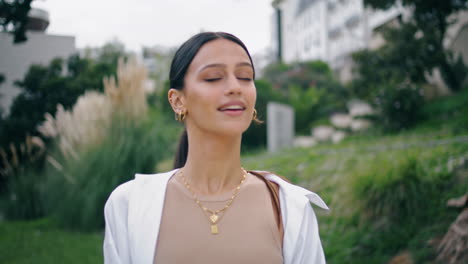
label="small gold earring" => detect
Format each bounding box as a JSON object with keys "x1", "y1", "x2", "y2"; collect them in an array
[
  {"x1": 175, "y1": 110, "x2": 187, "y2": 122},
  {"x1": 253, "y1": 109, "x2": 258, "y2": 120},
  {"x1": 252, "y1": 109, "x2": 264, "y2": 124}
]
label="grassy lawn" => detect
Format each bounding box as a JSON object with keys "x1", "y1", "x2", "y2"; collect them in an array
[
  {"x1": 0, "y1": 219, "x2": 103, "y2": 264},
  {"x1": 241, "y1": 90, "x2": 468, "y2": 263}
]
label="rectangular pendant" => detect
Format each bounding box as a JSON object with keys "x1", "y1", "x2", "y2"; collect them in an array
[{"x1": 211, "y1": 224, "x2": 218, "y2": 234}]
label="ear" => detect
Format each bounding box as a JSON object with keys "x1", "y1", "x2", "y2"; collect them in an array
[{"x1": 168, "y1": 88, "x2": 186, "y2": 113}]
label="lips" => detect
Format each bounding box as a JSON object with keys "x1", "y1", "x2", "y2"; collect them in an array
[{"x1": 217, "y1": 101, "x2": 246, "y2": 111}]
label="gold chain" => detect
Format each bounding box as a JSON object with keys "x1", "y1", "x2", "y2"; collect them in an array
[{"x1": 179, "y1": 168, "x2": 247, "y2": 234}]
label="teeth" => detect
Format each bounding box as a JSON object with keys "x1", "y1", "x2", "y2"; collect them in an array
[{"x1": 221, "y1": 105, "x2": 244, "y2": 110}]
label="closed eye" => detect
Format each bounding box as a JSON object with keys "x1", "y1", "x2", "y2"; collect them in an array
[
  {"x1": 238, "y1": 77, "x2": 252, "y2": 81},
  {"x1": 205, "y1": 78, "x2": 222, "y2": 82}
]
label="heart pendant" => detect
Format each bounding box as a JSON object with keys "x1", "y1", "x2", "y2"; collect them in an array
[{"x1": 209, "y1": 214, "x2": 218, "y2": 224}]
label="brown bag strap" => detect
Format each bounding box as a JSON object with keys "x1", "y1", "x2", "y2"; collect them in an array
[{"x1": 248, "y1": 170, "x2": 284, "y2": 242}]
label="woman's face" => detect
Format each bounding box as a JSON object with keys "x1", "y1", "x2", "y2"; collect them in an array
[{"x1": 175, "y1": 38, "x2": 256, "y2": 137}]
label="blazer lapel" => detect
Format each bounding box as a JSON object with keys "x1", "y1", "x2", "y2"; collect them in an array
[{"x1": 128, "y1": 169, "x2": 179, "y2": 264}]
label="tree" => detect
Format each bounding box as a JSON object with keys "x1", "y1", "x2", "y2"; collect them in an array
[
  {"x1": 0, "y1": 49, "x2": 125, "y2": 148},
  {"x1": 364, "y1": 0, "x2": 468, "y2": 91},
  {"x1": 350, "y1": 24, "x2": 428, "y2": 131},
  {"x1": 242, "y1": 79, "x2": 286, "y2": 151},
  {"x1": 0, "y1": 0, "x2": 33, "y2": 43},
  {"x1": 264, "y1": 60, "x2": 348, "y2": 134}
]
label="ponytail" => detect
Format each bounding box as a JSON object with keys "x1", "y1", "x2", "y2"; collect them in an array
[{"x1": 173, "y1": 129, "x2": 188, "y2": 169}]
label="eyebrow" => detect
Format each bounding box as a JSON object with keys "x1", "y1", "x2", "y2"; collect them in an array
[{"x1": 199, "y1": 62, "x2": 253, "y2": 72}]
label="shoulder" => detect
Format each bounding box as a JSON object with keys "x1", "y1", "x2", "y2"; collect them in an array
[
  {"x1": 252, "y1": 171, "x2": 328, "y2": 263},
  {"x1": 105, "y1": 169, "x2": 178, "y2": 212},
  {"x1": 105, "y1": 180, "x2": 135, "y2": 213},
  {"x1": 251, "y1": 170, "x2": 329, "y2": 210}
]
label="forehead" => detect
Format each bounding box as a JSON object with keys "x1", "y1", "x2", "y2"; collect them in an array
[{"x1": 188, "y1": 38, "x2": 251, "y2": 71}]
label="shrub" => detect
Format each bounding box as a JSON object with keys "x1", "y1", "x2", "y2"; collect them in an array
[
  {"x1": 0, "y1": 136, "x2": 46, "y2": 220},
  {"x1": 242, "y1": 80, "x2": 286, "y2": 151},
  {"x1": 37, "y1": 56, "x2": 179, "y2": 230},
  {"x1": 1, "y1": 168, "x2": 44, "y2": 220},
  {"x1": 43, "y1": 116, "x2": 177, "y2": 230},
  {"x1": 375, "y1": 81, "x2": 425, "y2": 131},
  {"x1": 351, "y1": 155, "x2": 448, "y2": 223}
]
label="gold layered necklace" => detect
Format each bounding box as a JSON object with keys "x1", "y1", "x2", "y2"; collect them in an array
[{"x1": 179, "y1": 168, "x2": 247, "y2": 235}]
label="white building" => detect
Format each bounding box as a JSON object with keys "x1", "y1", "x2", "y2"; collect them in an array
[
  {"x1": 271, "y1": 0, "x2": 404, "y2": 80},
  {"x1": 0, "y1": 8, "x2": 76, "y2": 114},
  {"x1": 272, "y1": 0, "x2": 468, "y2": 87}
]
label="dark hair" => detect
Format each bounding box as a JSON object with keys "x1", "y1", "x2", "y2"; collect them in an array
[{"x1": 170, "y1": 32, "x2": 255, "y2": 169}]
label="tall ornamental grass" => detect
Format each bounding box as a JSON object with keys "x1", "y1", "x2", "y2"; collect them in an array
[
  {"x1": 44, "y1": 117, "x2": 176, "y2": 230},
  {"x1": 39, "y1": 57, "x2": 179, "y2": 230},
  {"x1": 0, "y1": 136, "x2": 46, "y2": 220}
]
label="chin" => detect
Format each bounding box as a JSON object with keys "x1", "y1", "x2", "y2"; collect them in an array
[{"x1": 214, "y1": 120, "x2": 251, "y2": 137}]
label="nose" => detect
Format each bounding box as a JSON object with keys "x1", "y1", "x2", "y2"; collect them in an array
[{"x1": 225, "y1": 75, "x2": 242, "y2": 95}]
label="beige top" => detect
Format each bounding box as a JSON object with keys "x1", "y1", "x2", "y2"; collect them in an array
[{"x1": 153, "y1": 172, "x2": 283, "y2": 264}]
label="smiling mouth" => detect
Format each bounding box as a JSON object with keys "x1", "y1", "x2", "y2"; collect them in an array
[{"x1": 218, "y1": 105, "x2": 246, "y2": 112}]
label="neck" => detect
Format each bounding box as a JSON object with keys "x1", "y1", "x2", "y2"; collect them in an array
[{"x1": 181, "y1": 128, "x2": 244, "y2": 196}]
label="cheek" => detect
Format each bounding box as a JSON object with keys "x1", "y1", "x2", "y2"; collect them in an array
[
  {"x1": 247, "y1": 85, "x2": 257, "y2": 107},
  {"x1": 186, "y1": 86, "x2": 220, "y2": 113}
]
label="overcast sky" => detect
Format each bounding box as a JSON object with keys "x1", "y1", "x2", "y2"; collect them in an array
[{"x1": 33, "y1": 0, "x2": 274, "y2": 55}]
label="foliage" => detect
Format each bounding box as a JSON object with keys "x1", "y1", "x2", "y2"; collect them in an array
[
  {"x1": 262, "y1": 62, "x2": 290, "y2": 89},
  {"x1": 350, "y1": 23, "x2": 428, "y2": 100},
  {"x1": 43, "y1": 116, "x2": 177, "y2": 230},
  {"x1": 37, "y1": 57, "x2": 178, "y2": 230},
  {"x1": 263, "y1": 60, "x2": 348, "y2": 135},
  {"x1": 0, "y1": 0, "x2": 33, "y2": 43},
  {"x1": 364, "y1": 0, "x2": 468, "y2": 91},
  {"x1": 420, "y1": 86, "x2": 468, "y2": 132},
  {"x1": 0, "y1": 43, "x2": 129, "y2": 193},
  {"x1": 1, "y1": 168, "x2": 44, "y2": 220},
  {"x1": 243, "y1": 92, "x2": 468, "y2": 263},
  {"x1": 242, "y1": 79, "x2": 286, "y2": 151},
  {"x1": 350, "y1": 152, "x2": 451, "y2": 224},
  {"x1": 0, "y1": 54, "x2": 121, "y2": 148},
  {"x1": 244, "y1": 141, "x2": 467, "y2": 263},
  {"x1": 440, "y1": 52, "x2": 468, "y2": 92},
  {"x1": 350, "y1": 24, "x2": 428, "y2": 131},
  {"x1": 375, "y1": 81, "x2": 425, "y2": 131},
  {"x1": 0, "y1": 135, "x2": 46, "y2": 219},
  {"x1": 0, "y1": 219, "x2": 103, "y2": 264}
]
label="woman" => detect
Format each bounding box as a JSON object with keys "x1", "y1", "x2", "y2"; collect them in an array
[{"x1": 103, "y1": 32, "x2": 328, "y2": 264}]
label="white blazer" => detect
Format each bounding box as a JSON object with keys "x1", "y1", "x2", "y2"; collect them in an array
[{"x1": 103, "y1": 169, "x2": 329, "y2": 264}]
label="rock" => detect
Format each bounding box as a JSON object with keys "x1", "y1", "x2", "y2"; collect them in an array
[
  {"x1": 350, "y1": 119, "x2": 371, "y2": 132},
  {"x1": 330, "y1": 113, "x2": 352, "y2": 128},
  {"x1": 312, "y1": 126, "x2": 335, "y2": 141},
  {"x1": 331, "y1": 131, "x2": 346, "y2": 143},
  {"x1": 348, "y1": 100, "x2": 374, "y2": 117},
  {"x1": 293, "y1": 136, "x2": 317, "y2": 148},
  {"x1": 447, "y1": 194, "x2": 468, "y2": 208},
  {"x1": 437, "y1": 208, "x2": 468, "y2": 264}
]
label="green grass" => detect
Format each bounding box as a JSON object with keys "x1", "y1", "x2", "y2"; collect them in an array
[
  {"x1": 242, "y1": 90, "x2": 468, "y2": 263},
  {"x1": 243, "y1": 139, "x2": 467, "y2": 263},
  {"x1": 0, "y1": 219, "x2": 103, "y2": 264}
]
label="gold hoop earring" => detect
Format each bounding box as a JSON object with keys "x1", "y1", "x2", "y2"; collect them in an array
[
  {"x1": 252, "y1": 109, "x2": 264, "y2": 124},
  {"x1": 175, "y1": 110, "x2": 187, "y2": 122}
]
